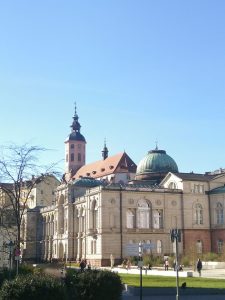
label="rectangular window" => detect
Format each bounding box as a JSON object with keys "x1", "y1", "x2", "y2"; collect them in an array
[
  {"x1": 218, "y1": 240, "x2": 223, "y2": 253},
  {"x1": 194, "y1": 184, "x2": 204, "y2": 194},
  {"x1": 71, "y1": 153, "x2": 74, "y2": 161},
  {"x1": 78, "y1": 153, "x2": 81, "y2": 162},
  {"x1": 71, "y1": 144, "x2": 74, "y2": 149}
]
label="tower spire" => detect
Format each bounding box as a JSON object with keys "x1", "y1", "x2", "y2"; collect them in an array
[
  {"x1": 71, "y1": 102, "x2": 81, "y2": 132},
  {"x1": 74, "y1": 101, "x2": 77, "y2": 117},
  {"x1": 102, "y1": 138, "x2": 109, "y2": 160}
]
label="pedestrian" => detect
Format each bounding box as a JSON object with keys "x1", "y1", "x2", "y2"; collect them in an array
[
  {"x1": 196, "y1": 258, "x2": 202, "y2": 277},
  {"x1": 164, "y1": 258, "x2": 169, "y2": 271},
  {"x1": 173, "y1": 259, "x2": 176, "y2": 271},
  {"x1": 127, "y1": 259, "x2": 131, "y2": 270},
  {"x1": 79, "y1": 259, "x2": 86, "y2": 272}
]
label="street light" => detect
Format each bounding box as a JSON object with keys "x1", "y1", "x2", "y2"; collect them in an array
[
  {"x1": 138, "y1": 241, "x2": 143, "y2": 300},
  {"x1": 170, "y1": 229, "x2": 181, "y2": 300}
]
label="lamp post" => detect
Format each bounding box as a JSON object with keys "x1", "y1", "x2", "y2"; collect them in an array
[
  {"x1": 138, "y1": 241, "x2": 143, "y2": 300},
  {"x1": 170, "y1": 229, "x2": 181, "y2": 300}
]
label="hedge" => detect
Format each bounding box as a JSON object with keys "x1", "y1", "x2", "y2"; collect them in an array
[
  {"x1": 0, "y1": 273, "x2": 66, "y2": 300},
  {"x1": 65, "y1": 269, "x2": 123, "y2": 300}
]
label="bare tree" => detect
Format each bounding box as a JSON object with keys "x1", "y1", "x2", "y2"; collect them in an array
[{"x1": 0, "y1": 143, "x2": 59, "y2": 253}]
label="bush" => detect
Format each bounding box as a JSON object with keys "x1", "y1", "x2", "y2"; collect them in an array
[
  {"x1": 0, "y1": 269, "x2": 14, "y2": 288},
  {"x1": 65, "y1": 269, "x2": 123, "y2": 300},
  {"x1": 180, "y1": 255, "x2": 190, "y2": 267},
  {"x1": 0, "y1": 274, "x2": 66, "y2": 300},
  {"x1": 202, "y1": 252, "x2": 219, "y2": 262},
  {"x1": 129, "y1": 256, "x2": 139, "y2": 266}
]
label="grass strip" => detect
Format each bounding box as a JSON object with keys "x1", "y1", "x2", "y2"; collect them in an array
[{"x1": 120, "y1": 274, "x2": 225, "y2": 289}]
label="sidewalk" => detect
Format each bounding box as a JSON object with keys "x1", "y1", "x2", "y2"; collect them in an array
[
  {"x1": 111, "y1": 266, "x2": 225, "y2": 279},
  {"x1": 123, "y1": 294, "x2": 225, "y2": 300}
]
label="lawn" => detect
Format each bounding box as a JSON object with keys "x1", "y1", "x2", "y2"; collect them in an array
[{"x1": 120, "y1": 274, "x2": 225, "y2": 289}]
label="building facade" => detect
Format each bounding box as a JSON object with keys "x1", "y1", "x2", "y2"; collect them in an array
[{"x1": 33, "y1": 107, "x2": 225, "y2": 266}]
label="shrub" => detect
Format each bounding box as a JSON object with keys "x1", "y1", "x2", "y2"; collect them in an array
[
  {"x1": 0, "y1": 269, "x2": 15, "y2": 288},
  {"x1": 65, "y1": 269, "x2": 123, "y2": 300},
  {"x1": 180, "y1": 255, "x2": 190, "y2": 267},
  {"x1": 0, "y1": 274, "x2": 66, "y2": 300},
  {"x1": 202, "y1": 252, "x2": 219, "y2": 262},
  {"x1": 129, "y1": 256, "x2": 139, "y2": 266},
  {"x1": 18, "y1": 264, "x2": 35, "y2": 275}
]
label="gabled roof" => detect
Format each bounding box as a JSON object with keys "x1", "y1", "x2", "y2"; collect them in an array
[
  {"x1": 160, "y1": 171, "x2": 216, "y2": 186},
  {"x1": 73, "y1": 152, "x2": 136, "y2": 180}
]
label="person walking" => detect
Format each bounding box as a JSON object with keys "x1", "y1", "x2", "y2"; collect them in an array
[
  {"x1": 164, "y1": 258, "x2": 169, "y2": 271},
  {"x1": 79, "y1": 259, "x2": 86, "y2": 272},
  {"x1": 196, "y1": 258, "x2": 202, "y2": 277}
]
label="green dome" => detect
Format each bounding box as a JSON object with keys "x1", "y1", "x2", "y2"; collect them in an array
[{"x1": 135, "y1": 149, "x2": 178, "y2": 181}]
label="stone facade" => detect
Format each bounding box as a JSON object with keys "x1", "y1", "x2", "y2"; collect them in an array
[{"x1": 19, "y1": 109, "x2": 225, "y2": 266}]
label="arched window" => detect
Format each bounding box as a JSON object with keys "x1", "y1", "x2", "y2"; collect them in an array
[
  {"x1": 217, "y1": 239, "x2": 223, "y2": 253},
  {"x1": 126, "y1": 209, "x2": 135, "y2": 228},
  {"x1": 216, "y1": 202, "x2": 224, "y2": 225},
  {"x1": 157, "y1": 240, "x2": 162, "y2": 254},
  {"x1": 196, "y1": 240, "x2": 203, "y2": 253},
  {"x1": 153, "y1": 210, "x2": 163, "y2": 229},
  {"x1": 137, "y1": 200, "x2": 150, "y2": 229},
  {"x1": 195, "y1": 203, "x2": 203, "y2": 225}
]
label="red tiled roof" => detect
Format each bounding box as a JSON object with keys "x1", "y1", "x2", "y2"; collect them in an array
[{"x1": 73, "y1": 152, "x2": 136, "y2": 179}]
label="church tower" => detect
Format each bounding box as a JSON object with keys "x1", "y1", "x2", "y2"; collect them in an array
[
  {"x1": 102, "y1": 139, "x2": 108, "y2": 160},
  {"x1": 65, "y1": 104, "x2": 86, "y2": 175}
]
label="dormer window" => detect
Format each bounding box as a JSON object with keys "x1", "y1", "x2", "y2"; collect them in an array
[
  {"x1": 92, "y1": 171, "x2": 96, "y2": 174},
  {"x1": 120, "y1": 165, "x2": 127, "y2": 169},
  {"x1": 101, "y1": 168, "x2": 105, "y2": 172},
  {"x1": 86, "y1": 173, "x2": 90, "y2": 176},
  {"x1": 109, "y1": 165, "x2": 114, "y2": 169}
]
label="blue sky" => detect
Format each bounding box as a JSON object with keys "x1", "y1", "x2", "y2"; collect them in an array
[{"x1": 0, "y1": 0, "x2": 225, "y2": 174}]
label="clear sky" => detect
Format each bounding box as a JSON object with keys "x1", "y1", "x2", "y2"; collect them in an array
[{"x1": 0, "y1": 0, "x2": 225, "y2": 174}]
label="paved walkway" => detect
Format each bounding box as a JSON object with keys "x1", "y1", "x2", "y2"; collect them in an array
[{"x1": 122, "y1": 294, "x2": 225, "y2": 300}]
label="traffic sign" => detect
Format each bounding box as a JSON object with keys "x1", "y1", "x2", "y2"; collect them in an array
[{"x1": 15, "y1": 248, "x2": 21, "y2": 256}]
